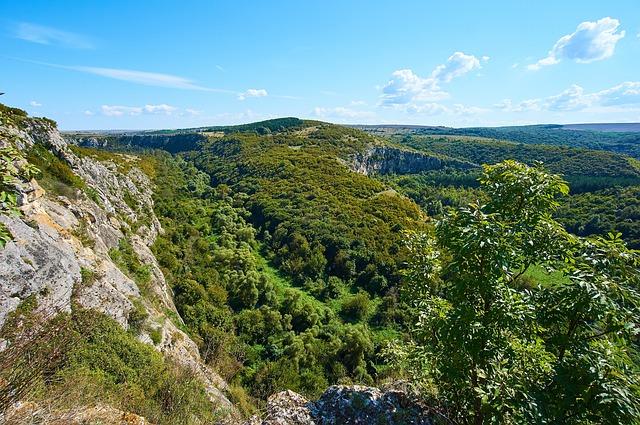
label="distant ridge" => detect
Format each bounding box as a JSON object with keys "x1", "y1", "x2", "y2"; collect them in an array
[
  {"x1": 351, "y1": 123, "x2": 640, "y2": 133},
  {"x1": 560, "y1": 123, "x2": 640, "y2": 133}
]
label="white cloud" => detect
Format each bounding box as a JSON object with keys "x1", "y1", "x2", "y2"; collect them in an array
[
  {"x1": 381, "y1": 69, "x2": 447, "y2": 105},
  {"x1": 402, "y1": 103, "x2": 449, "y2": 115},
  {"x1": 350, "y1": 100, "x2": 367, "y2": 106},
  {"x1": 101, "y1": 105, "x2": 143, "y2": 117},
  {"x1": 432, "y1": 52, "x2": 482, "y2": 83},
  {"x1": 73, "y1": 66, "x2": 233, "y2": 92},
  {"x1": 215, "y1": 64, "x2": 225, "y2": 72},
  {"x1": 238, "y1": 88, "x2": 268, "y2": 100},
  {"x1": 313, "y1": 106, "x2": 375, "y2": 120},
  {"x1": 22, "y1": 59, "x2": 235, "y2": 93},
  {"x1": 184, "y1": 108, "x2": 202, "y2": 116},
  {"x1": 101, "y1": 103, "x2": 179, "y2": 117},
  {"x1": 381, "y1": 52, "x2": 484, "y2": 107},
  {"x1": 14, "y1": 22, "x2": 94, "y2": 49},
  {"x1": 497, "y1": 81, "x2": 640, "y2": 113},
  {"x1": 545, "y1": 85, "x2": 593, "y2": 111},
  {"x1": 84, "y1": 110, "x2": 95, "y2": 116},
  {"x1": 29, "y1": 100, "x2": 42, "y2": 107},
  {"x1": 528, "y1": 17, "x2": 625, "y2": 70},
  {"x1": 595, "y1": 81, "x2": 640, "y2": 107},
  {"x1": 142, "y1": 104, "x2": 176, "y2": 114},
  {"x1": 451, "y1": 104, "x2": 490, "y2": 115}
]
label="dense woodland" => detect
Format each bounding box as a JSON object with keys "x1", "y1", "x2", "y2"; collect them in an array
[
  {"x1": 150, "y1": 153, "x2": 407, "y2": 404},
  {"x1": 1, "y1": 105, "x2": 639, "y2": 423},
  {"x1": 402, "y1": 124, "x2": 640, "y2": 158}
]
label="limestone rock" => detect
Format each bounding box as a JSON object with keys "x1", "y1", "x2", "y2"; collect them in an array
[
  {"x1": 0, "y1": 114, "x2": 233, "y2": 412},
  {"x1": 350, "y1": 145, "x2": 474, "y2": 176},
  {"x1": 246, "y1": 385, "x2": 434, "y2": 425}
]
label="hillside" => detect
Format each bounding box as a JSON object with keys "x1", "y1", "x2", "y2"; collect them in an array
[
  {"x1": 358, "y1": 123, "x2": 640, "y2": 158},
  {"x1": 3, "y1": 106, "x2": 467, "y2": 422},
  {"x1": 2, "y1": 105, "x2": 640, "y2": 423},
  {"x1": 0, "y1": 104, "x2": 241, "y2": 423}
]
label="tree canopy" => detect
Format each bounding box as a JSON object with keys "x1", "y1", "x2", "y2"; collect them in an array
[{"x1": 394, "y1": 160, "x2": 640, "y2": 424}]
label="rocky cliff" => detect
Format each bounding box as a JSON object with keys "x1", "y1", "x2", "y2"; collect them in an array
[
  {"x1": 350, "y1": 145, "x2": 474, "y2": 176},
  {"x1": 0, "y1": 109, "x2": 233, "y2": 419}
]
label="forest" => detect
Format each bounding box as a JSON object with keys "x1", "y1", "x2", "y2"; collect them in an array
[
  {"x1": 100, "y1": 119, "x2": 639, "y2": 422},
  {"x1": 2, "y1": 105, "x2": 639, "y2": 423}
]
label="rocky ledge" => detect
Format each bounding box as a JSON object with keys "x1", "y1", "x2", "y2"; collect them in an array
[
  {"x1": 247, "y1": 385, "x2": 435, "y2": 425},
  {"x1": 350, "y1": 145, "x2": 474, "y2": 176}
]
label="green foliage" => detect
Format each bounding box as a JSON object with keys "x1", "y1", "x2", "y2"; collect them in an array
[
  {"x1": 79, "y1": 267, "x2": 96, "y2": 286},
  {"x1": 189, "y1": 124, "x2": 427, "y2": 292},
  {"x1": 395, "y1": 160, "x2": 640, "y2": 424},
  {"x1": 128, "y1": 297, "x2": 149, "y2": 335},
  {"x1": 149, "y1": 153, "x2": 381, "y2": 401},
  {"x1": 109, "y1": 238, "x2": 152, "y2": 297},
  {"x1": 400, "y1": 135, "x2": 640, "y2": 183},
  {"x1": 57, "y1": 308, "x2": 223, "y2": 424},
  {"x1": 0, "y1": 103, "x2": 29, "y2": 129},
  {"x1": 0, "y1": 297, "x2": 221, "y2": 424},
  {"x1": 26, "y1": 143, "x2": 86, "y2": 199},
  {"x1": 340, "y1": 290, "x2": 374, "y2": 322},
  {"x1": 398, "y1": 124, "x2": 640, "y2": 158},
  {"x1": 557, "y1": 185, "x2": 640, "y2": 248},
  {"x1": 0, "y1": 146, "x2": 39, "y2": 247}
]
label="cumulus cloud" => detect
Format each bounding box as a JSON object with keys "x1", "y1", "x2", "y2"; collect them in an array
[
  {"x1": 596, "y1": 81, "x2": 640, "y2": 107},
  {"x1": 528, "y1": 17, "x2": 625, "y2": 70},
  {"x1": 29, "y1": 100, "x2": 42, "y2": 107},
  {"x1": 431, "y1": 52, "x2": 482, "y2": 83},
  {"x1": 381, "y1": 52, "x2": 484, "y2": 108},
  {"x1": 101, "y1": 103, "x2": 178, "y2": 117},
  {"x1": 497, "y1": 81, "x2": 640, "y2": 112},
  {"x1": 14, "y1": 22, "x2": 94, "y2": 49},
  {"x1": 238, "y1": 88, "x2": 268, "y2": 100},
  {"x1": 381, "y1": 69, "x2": 447, "y2": 105},
  {"x1": 142, "y1": 104, "x2": 176, "y2": 114}
]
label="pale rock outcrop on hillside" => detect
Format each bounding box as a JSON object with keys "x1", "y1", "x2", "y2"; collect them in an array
[
  {"x1": 246, "y1": 385, "x2": 435, "y2": 425},
  {"x1": 0, "y1": 115, "x2": 232, "y2": 413}
]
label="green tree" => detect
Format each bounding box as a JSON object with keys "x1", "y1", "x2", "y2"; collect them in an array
[{"x1": 395, "y1": 161, "x2": 640, "y2": 424}]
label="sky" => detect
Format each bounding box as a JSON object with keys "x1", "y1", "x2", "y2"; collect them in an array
[{"x1": 1, "y1": 0, "x2": 639, "y2": 130}]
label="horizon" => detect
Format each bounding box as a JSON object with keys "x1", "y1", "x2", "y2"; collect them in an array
[
  {"x1": 1, "y1": 0, "x2": 639, "y2": 130},
  {"x1": 56, "y1": 120, "x2": 640, "y2": 133}
]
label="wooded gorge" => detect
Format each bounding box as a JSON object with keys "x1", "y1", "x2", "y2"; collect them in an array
[{"x1": 1, "y1": 105, "x2": 639, "y2": 424}]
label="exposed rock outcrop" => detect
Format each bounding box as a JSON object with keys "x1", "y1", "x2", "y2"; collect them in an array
[
  {"x1": 246, "y1": 385, "x2": 435, "y2": 425},
  {"x1": 0, "y1": 114, "x2": 232, "y2": 413},
  {"x1": 350, "y1": 145, "x2": 474, "y2": 176}
]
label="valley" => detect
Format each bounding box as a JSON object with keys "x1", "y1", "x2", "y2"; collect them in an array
[{"x1": 1, "y1": 104, "x2": 639, "y2": 424}]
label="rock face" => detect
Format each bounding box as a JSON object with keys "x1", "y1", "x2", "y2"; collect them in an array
[
  {"x1": 351, "y1": 145, "x2": 474, "y2": 176},
  {"x1": 247, "y1": 385, "x2": 434, "y2": 425},
  {"x1": 67, "y1": 133, "x2": 206, "y2": 154},
  {"x1": 0, "y1": 114, "x2": 232, "y2": 412}
]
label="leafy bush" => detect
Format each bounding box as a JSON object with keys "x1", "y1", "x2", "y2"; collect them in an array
[{"x1": 395, "y1": 160, "x2": 640, "y2": 424}]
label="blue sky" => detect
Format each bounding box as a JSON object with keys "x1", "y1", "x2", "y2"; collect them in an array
[{"x1": 1, "y1": 0, "x2": 639, "y2": 130}]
